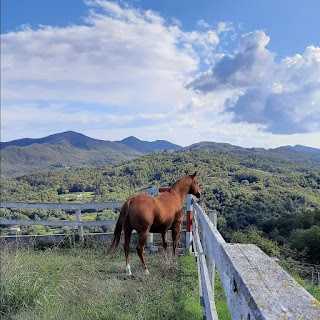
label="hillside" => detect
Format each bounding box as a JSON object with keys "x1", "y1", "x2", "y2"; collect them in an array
[
  {"x1": 2, "y1": 131, "x2": 319, "y2": 178},
  {"x1": 0, "y1": 131, "x2": 118, "y2": 149},
  {"x1": 187, "y1": 141, "x2": 320, "y2": 166},
  {"x1": 0, "y1": 131, "x2": 184, "y2": 178},
  {"x1": 289, "y1": 145, "x2": 320, "y2": 154},
  {"x1": 0, "y1": 139, "x2": 142, "y2": 178},
  {"x1": 119, "y1": 136, "x2": 182, "y2": 153},
  {"x1": 2, "y1": 148, "x2": 320, "y2": 265}
]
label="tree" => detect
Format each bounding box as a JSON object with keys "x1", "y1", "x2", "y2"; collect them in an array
[{"x1": 289, "y1": 226, "x2": 320, "y2": 264}]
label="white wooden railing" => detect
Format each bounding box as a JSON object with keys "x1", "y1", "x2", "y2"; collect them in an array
[
  {"x1": 0, "y1": 201, "x2": 123, "y2": 240},
  {"x1": 192, "y1": 201, "x2": 320, "y2": 320}
]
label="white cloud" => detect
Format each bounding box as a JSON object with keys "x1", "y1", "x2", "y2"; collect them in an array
[
  {"x1": 187, "y1": 31, "x2": 276, "y2": 92},
  {"x1": 2, "y1": 0, "x2": 202, "y2": 112},
  {"x1": 1, "y1": 0, "x2": 319, "y2": 148},
  {"x1": 186, "y1": 31, "x2": 320, "y2": 135},
  {"x1": 217, "y1": 22, "x2": 233, "y2": 34},
  {"x1": 178, "y1": 96, "x2": 204, "y2": 114},
  {"x1": 197, "y1": 19, "x2": 210, "y2": 28},
  {"x1": 2, "y1": 0, "x2": 233, "y2": 143}
]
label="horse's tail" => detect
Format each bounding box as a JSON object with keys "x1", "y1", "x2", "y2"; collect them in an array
[{"x1": 108, "y1": 199, "x2": 131, "y2": 254}]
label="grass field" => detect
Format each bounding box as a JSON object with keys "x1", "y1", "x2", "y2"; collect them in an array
[
  {"x1": 0, "y1": 241, "x2": 203, "y2": 320},
  {"x1": 2, "y1": 240, "x2": 318, "y2": 320}
]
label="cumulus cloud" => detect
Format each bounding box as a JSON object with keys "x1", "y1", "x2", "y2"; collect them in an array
[
  {"x1": 1, "y1": 0, "x2": 319, "y2": 146},
  {"x1": 178, "y1": 97, "x2": 204, "y2": 114},
  {"x1": 1, "y1": 2, "x2": 194, "y2": 105},
  {"x1": 186, "y1": 31, "x2": 276, "y2": 92},
  {"x1": 2, "y1": 0, "x2": 233, "y2": 142},
  {"x1": 186, "y1": 31, "x2": 320, "y2": 134}
]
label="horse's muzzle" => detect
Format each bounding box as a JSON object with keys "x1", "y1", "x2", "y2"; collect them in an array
[{"x1": 195, "y1": 192, "x2": 201, "y2": 199}]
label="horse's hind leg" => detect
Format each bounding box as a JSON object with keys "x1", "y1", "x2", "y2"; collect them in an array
[
  {"x1": 124, "y1": 224, "x2": 133, "y2": 275},
  {"x1": 136, "y1": 231, "x2": 149, "y2": 275},
  {"x1": 172, "y1": 221, "x2": 182, "y2": 256}
]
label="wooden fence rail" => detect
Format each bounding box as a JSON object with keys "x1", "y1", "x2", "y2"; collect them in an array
[
  {"x1": 0, "y1": 201, "x2": 123, "y2": 240},
  {"x1": 0, "y1": 218, "x2": 117, "y2": 227},
  {"x1": 192, "y1": 201, "x2": 320, "y2": 320},
  {"x1": 0, "y1": 199, "x2": 190, "y2": 249}
]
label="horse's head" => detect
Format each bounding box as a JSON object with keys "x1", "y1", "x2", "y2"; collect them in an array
[{"x1": 188, "y1": 171, "x2": 201, "y2": 199}]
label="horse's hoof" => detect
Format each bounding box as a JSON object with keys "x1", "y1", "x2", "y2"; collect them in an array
[
  {"x1": 126, "y1": 264, "x2": 132, "y2": 276},
  {"x1": 144, "y1": 269, "x2": 150, "y2": 276}
]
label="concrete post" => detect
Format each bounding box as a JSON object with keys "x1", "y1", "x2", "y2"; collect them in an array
[{"x1": 75, "y1": 209, "x2": 84, "y2": 243}]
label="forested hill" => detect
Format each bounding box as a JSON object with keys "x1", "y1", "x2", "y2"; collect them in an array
[
  {"x1": 0, "y1": 132, "x2": 181, "y2": 178},
  {"x1": 187, "y1": 141, "x2": 320, "y2": 165},
  {"x1": 2, "y1": 149, "x2": 320, "y2": 263},
  {"x1": 0, "y1": 140, "x2": 142, "y2": 178},
  {"x1": 118, "y1": 136, "x2": 182, "y2": 153},
  {"x1": 1, "y1": 131, "x2": 182, "y2": 152},
  {"x1": 1, "y1": 131, "x2": 319, "y2": 178}
]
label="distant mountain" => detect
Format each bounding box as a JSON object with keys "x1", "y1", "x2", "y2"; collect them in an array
[
  {"x1": 1, "y1": 131, "x2": 319, "y2": 178},
  {"x1": 1, "y1": 131, "x2": 128, "y2": 151},
  {"x1": 0, "y1": 132, "x2": 142, "y2": 178},
  {"x1": 285, "y1": 145, "x2": 320, "y2": 154},
  {"x1": 186, "y1": 141, "x2": 320, "y2": 165},
  {"x1": 0, "y1": 132, "x2": 182, "y2": 178},
  {"x1": 118, "y1": 136, "x2": 182, "y2": 153},
  {"x1": 1, "y1": 132, "x2": 183, "y2": 153},
  {"x1": 186, "y1": 141, "x2": 254, "y2": 154}
]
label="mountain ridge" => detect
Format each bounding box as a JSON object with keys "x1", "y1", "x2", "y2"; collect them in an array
[
  {"x1": 1, "y1": 131, "x2": 126, "y2": 150},
  {"x1": 118, "y1": 136, "x2": 182, "y2": 153},
  {"x1": 0, "y1": 132, "x2": 183, "y2": 178},
  {"x1": 1, "y1": 131, "x2": 319, "y2": 178},
  {"x1": 1, "y1": 131, "x2": 183, "y2": 152},
  {"x1": 3, "y1": 131, "x2": 319, "y2": 153}
]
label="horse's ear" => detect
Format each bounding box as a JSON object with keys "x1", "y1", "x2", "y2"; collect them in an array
[{"x1": 191, "y1": 171, "x2": 197, "y2": 178}]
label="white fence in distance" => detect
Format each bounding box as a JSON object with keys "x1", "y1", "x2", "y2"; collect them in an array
[{"x1": 0, "y1": 201, "x2": 123, "y2": 240}]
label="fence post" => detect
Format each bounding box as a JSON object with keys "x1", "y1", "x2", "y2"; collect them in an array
[
  {"x1": 311, "y1": 267, "x2": 315, "y2": 285},
  {"x1": 147, "y1": 232, "x2": 154, "y2": 248},
  {"x1": 75, "y1": 209, "x2": 84, "y2": 243},
  {"x1": 186, "y1": 194, "x2": 193, "y2": 252}
]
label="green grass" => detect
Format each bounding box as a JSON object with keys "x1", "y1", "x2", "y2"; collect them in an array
[
  {"x1": 2, "y1": 242, "x2": 318, "y2": 320},
  {"x1": 214, "y1": 271, "x2": 231, "y2": 320},
  {"x1": 293, "y1": 276, "x2": 320, "y2": 301},
  {"x1": 0, "y1": 242, "x2": 202, "y2": 320}
]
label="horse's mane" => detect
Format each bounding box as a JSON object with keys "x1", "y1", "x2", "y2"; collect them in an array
[{"x1": 170, "y1": 174, "x2": 191, "y2": 189}]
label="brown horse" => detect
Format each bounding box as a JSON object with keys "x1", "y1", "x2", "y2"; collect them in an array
[{"x1": 108, "y1": 171, "x2": 201, "y2": 275}]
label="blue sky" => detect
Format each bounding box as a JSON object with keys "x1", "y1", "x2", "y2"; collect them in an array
[{"x1": 1, "y1": 0, "x2": 320, "y2": 148}]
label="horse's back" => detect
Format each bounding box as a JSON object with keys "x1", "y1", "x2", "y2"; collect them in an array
[
  {"x1": 126, "y1": 192, "x2": 182, "y2": 233},
  {"x1": 127, "y1": 194, "x2": 157, "y2": 229}
]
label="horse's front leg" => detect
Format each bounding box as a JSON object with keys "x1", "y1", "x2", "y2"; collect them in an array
[{"x1": 161, "y1": 231, "x2": 169, "y2": 256}]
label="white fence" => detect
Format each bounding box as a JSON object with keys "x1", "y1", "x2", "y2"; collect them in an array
[
  {"x1": 0, "y1": 201, "x2": 123, "y2": 240},
  {"x1": 0, "y1": 200, "x2": 189, "y2": 248},
  {"x1": 192, "y1": 201, "x2": 320, "y2": 319}
]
